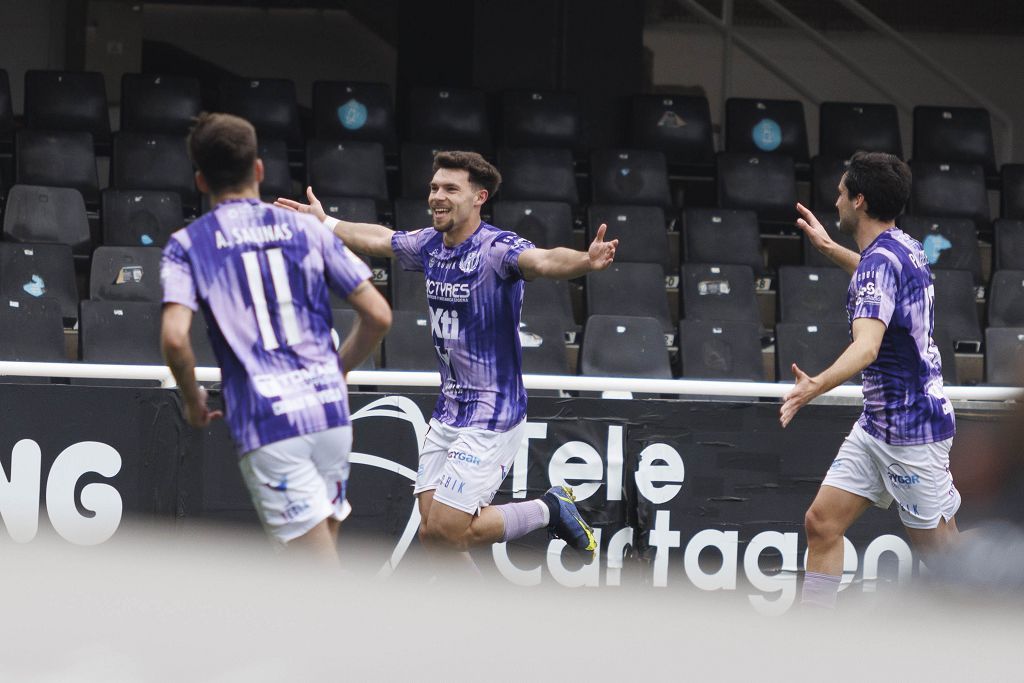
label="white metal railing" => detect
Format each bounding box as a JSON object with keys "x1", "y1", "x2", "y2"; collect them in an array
[{"x1": 0, "y1": 361, "x2": 1020, "y2": 402}]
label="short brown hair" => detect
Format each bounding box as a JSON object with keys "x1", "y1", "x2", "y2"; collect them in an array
[
  {"x1": 432, "y1": 150, "x2": 502, "y2": 198},
  {"x1": 187, "y1": 112, "x2": 258, "y2": 194},
  {"x1": 843, "y1": 151, "x2": 912, "y2": 222}
]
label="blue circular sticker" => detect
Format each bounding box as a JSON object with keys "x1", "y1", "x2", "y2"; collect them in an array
[
  {"x1": 752, "y1": 118, "x2": 782, "y2": 151},
  {"x1": 338, "y1": 99, "x2": 368, "y2": 131},
  {"x1": 923, "y1": 234, "x2": 952, "y2": 264}
]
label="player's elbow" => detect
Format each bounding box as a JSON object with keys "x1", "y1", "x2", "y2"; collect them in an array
[
  {"x1": 160, "y1": 330, "x2": 190, "y2": 363},
  {"x1": 364, "y1": 302, "x2": 392, "y2": 336}
]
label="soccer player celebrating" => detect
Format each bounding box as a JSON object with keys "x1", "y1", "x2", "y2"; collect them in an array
[
  {"x1": 782, "y1": 151, "x2": 960, "y2": 607},
  {"x1": 161, "y1": 113, "x2": 392, "y2": 562},
  {"x1": 277, "y1": 151, "x2": 616, "y2": 570}
]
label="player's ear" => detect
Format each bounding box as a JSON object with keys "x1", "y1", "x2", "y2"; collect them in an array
[
  {"x1": 194, "y1": 170, "x2": 210, "y2": 195},
  {"x1": 474, "y1": 188, "x2": 488, "y2": 207},
  {"x1": 254, "y1": 158, "x2": 265, "y2": 185}
]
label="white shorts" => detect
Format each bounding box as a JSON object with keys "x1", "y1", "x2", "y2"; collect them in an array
[
  {"x1": 414, "y1": 419, "x2": 526, "y2": 515},
  {"x1": 822, "y1": 422, "x2": 961, "y2": 529},
  {"x1": 239, "y1": 426, "x2": 353, "y2": 543}
]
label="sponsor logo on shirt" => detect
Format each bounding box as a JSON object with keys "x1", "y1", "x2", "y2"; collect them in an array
[
  {"x1": 887, "y1": 464, "x2": 920, "y2": 488},
  {"x1": 425, "y1": 279, "x2": 470, "y2": 302},
  {"x1": 430, "y1": 306, "x2": 460, "y2": 340},
  {"x1": 447, "y1": 450, "x2": 481, "y2": 466}
]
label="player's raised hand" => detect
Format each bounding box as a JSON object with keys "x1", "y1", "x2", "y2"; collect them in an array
[
  {"x1": 588, "y1": 223, "x2": 618, "y2": 271},
  {"x1": 794, "y1": 203, "x2": 833, "y2": 255},
  {"x1": 780, "y1": 363, "x2": 818, "y2": 429},
  {"x1": 274, "y1": 186, "x2": 328, "y2": 222}
]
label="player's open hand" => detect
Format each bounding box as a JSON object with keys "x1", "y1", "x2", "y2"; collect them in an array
[
  {"x1": 274, "y1": 186, "x2": 328, "y2": 222},
  {"x1": 588, "y1": 223, "x2": 618, "y2": 271},
  {"x1": 795, "y1": 203, "x2": 833, "y2": 255},
  {"x1": 779, "y1": 363, "x2": 818, "y2": 429},
  {"x1": 185, "y1": 385, "x2": 223, "y2": 429}
]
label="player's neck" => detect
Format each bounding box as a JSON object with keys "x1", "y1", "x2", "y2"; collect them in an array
[
  {"x1": 208, "y1": 187, "x2": 260, "y2": 208},
  {"x1": 442, "y1": 217, "x2": 482, "y2": 248},
  {"x1": 854, "y1": 217, "x2": 893, "y2": 252}
]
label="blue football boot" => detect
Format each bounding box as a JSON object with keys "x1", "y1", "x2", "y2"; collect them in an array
[{"x1": 543, "y1": 485, "x2": 597, "y2": 553}]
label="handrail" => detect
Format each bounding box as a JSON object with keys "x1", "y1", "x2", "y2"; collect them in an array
[{"x1": 1, "y1": 361, "x2": 1020, "y2": 402}]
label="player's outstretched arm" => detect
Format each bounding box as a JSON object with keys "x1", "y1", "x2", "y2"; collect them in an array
[
  {"x1": 517, "y1": 223, "x2": 618, "y2": 280},
  {"x1": 795, "y1": 203, "x2": 860, "y2": 276},
  {"x1": 161, "y1": 303, "x2": 223, "y2": 428},
  {"x1": 338, "y1": 280, "x2": 392, "y2": 376},
  {"x1": 276, "y1": 187, "x2": 395, "y2": 259}
]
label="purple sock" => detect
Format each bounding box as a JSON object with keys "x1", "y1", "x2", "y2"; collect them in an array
[
  {"x1": 801, "y1": 571, "x2": 841, "y2": 609},
  {"x1": 496, "y1": 500, "x2": 549, "y2": 542}
]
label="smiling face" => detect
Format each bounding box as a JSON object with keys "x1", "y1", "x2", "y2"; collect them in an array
[{"x1": 428, "y1": 167, "x2": 485, "y2": 235}]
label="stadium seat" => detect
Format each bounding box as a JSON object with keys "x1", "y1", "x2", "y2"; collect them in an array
[
  {"x1": 716, "y1": 152, "x2": 797, "y2": 223},
  {"x1": 389, "y1": 261, "x2": 427, "y2": 313},
  {"x1": 492, "y1": 200, "x2": 573, "y2": 248},
  {"x1": 898, "y1": 215, "x2": 983, "y2": 284},
  {"x1": 3, "y1": 185, "x2": 91, "y2": 255},
  {"x1": 931, "y1": 324, "x2": 959, "y2": 385},
  {"x1": 679, "y1": 263, "x2": 759, "y2": 323},
  {"x1": 24, "y1": 70, "x2": 110, "y2": 149},
  {"x1": 725, "y1": 97, "x2": 808, "y2": 162},
  {"x1": 188, "y1": 309, "x2": 218, "y2": 368},
  {"x1": 774, "y1": 322, "x2": 855, "y2": 383},
  {"x1": 89, "y1": 246, "x2": 163, "y2": 303},
  {"x1": 802, "y1": 211, "x2": 859, "y2": 268},
  {"x1": 498, "y1": 147, "x2": 578, "y2": 204},
  {"x1": 994, "y1": 219, "x2": 1024, "y2": 270},
  {"x1": 586, "y1": 262, "x2": 672, "y2": 337},
  {"x1": 393, "y1": 198, "x2": 433, "y2": 231},
  {"x1": 330, "y1": 308, "x2": 375, "y2": 371},
  {"x1": 79, "y1": 300, "x2": 163, "y2": 364},
  {"x1": 588, "y1": 204, "x2": 670, "y2": 271},
  {"x1": 913, "y1": 105, "x2": 996, "y2": 175},
  {"x1": 112, "y1": 132, "x2": 199, "y2": 212},
  {"x1": 519, "y1": 314, "x2": 570, "y2": 375},
  {"x1": 306, "y1": 140, "x2": 388, "y2": 202},
  {"x1": 810, "y1": 156, "x2": 848, "y2": 212},
  {"x1": 909, "y1": 162, "x2": 989, "y2": 229},
  {"x1": 257, "y1": 138, "x2": 293, "y2": 201},
  {"x1": 579, "y1": 314, "x2": 672, "y2": 379},
  {"x1": 400, "y1": 142, "x2": 446, "y2": 199},
  {"x1": 681, "y1": 208, "x2": 763, "y2": 274},
  {"x1": 0, "y1": 298, "x2": 65, "y2": 362},
  {"x1": 590, "y1": 148, "x2": 671, "y2": 208},
  {"x1": 313, "y1": 81, "x2": 397, "y2": 151},
  {"x1": 0, "y1": 69, "x2": 13, "y2": 153},
  {"x1": 382, "y1": 309, "x2": 435, "y2": 370},
  {"x1": 984, "y1": 327, "x2": 1024, "y2": 385},
  {"x1": 1002, "y1": 164, "x2": 1024, "y2": 220},
  {"x1": 406, "y1": 86, "x2": 491, "y2": 151},
  {"x1": 777, "y1": 266, "x2": 850, "y2": 324},
  {"x1": 0, "y1": 242, "x2": 78, "y2": 324},
  {"x1": 987, "y1": 270, "x2": 1024, "y2": 327},
  {"x1": 500, "y1": 90, "x2": 580, "y2": 150},
  {"x1": 218, "y1": 77, "x2": 302, "y2": 148},
  {"x1": 120, "y1": 73, "x2": 201, "y2": 135},
  {"x1": 102, "y1": 189, "x2": 183, "y2": 248},
  {"x1": 320, "y1": 196, "x2": 379, "y2": 224},
  {"x1": 15, "y1": 129, "x2": 99, "y2": 206},
  {"x1": 678, "y1": 319, "x2": 763, "y2": 381},
  {"x1": 819, "y1": 101, "x2": 902, "y2": 159},
  {"x1": 931, "y1": 269, "x2": 982, "y2": 351},
  {"x1": 522, "y1": 278, "x2": 576, "y2": 339},
  {"x1": 629, "y1": 93, "x2": 715, "y2": 168}
]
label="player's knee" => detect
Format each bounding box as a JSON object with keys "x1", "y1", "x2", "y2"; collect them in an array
[
  {"x1": 804, "y1": 505, "x2": 841, "y2": 545},
  {"x1": 421, "y1": 518, "x2": 469, "y2": 551}
]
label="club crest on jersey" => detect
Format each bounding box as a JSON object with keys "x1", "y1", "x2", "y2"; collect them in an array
[{"x1": 459, "y1": 250, "x2": 481, "y2": 273}]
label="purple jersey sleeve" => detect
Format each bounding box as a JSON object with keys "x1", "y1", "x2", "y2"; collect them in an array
[
  {"x1": 391, "y1": 229, "x2": 436, "y2": 272},
  {"x1": 489, "y1": 232, "x2": 535, "y2": 280},
  {"x1": 316, "y1": 220, "x2": 373, "y2": 299},
  {"x1": 161, "y1": 232, "x2": 198, "y2": 310},
  {"x1": 851, "y1": 252, "x2": 898, "y2": 327}
]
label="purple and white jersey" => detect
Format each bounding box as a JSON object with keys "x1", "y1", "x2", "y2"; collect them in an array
[
  {"x1": 161, "y1": 198, "x2": 372, "y2": 455},
  {"x1": 848, "y1": 227, "x2": 955, "y2": 446},
  {"x1": 392, "y1": 222, "x2": 534, "y2": 432}
]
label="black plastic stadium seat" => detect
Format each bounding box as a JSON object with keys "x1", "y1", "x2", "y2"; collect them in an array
[
  {"x1": 909, "y1": 161, "x2": 989, "y2": 229},
  {"x1": 492, "y1": 200, "x2": 573, "y2": 249},
  {"x1": 679, "y1": 263, "x2": 760, "y2": 324},
  {"x1": 522, "y1": 278, "x2": 576, "y2": 341},
  {"x1": 777, "y1": 266, "x2": 850, "y2": 324},
  {"x1": 330, "y1": 308, "x2": 375, "y2": 371},
  {"x1": 393, "y1": 198, "x2": 433, "y2": 231},
  {"x1": 984, "y1": 327, "x2": 1024, "y2": 385},
  {"x1": 89, "y1": 246, "x2": 163, "y2": 303},
  {"x1": 16, "y1": 129, "x2": 99, "y2": 206},
  {"x1": 218, "y1": 77, "x2": 302, "y2": 149},
  {"x1": 520, "y1": 314, "x2": 570, "y2": 375},
  {"x1": 579, "y1": 315, "x2": 672, "y2": 379},
  {"x1": 400, "y1": 142, "x2": 447, "y2": 199},
  {"x1": 102, "y1": 189, "x2": 183, "y2": 248},
  {"x1": 321, "y1": 196, "x2": 379, "y2": 224},
  {"x1": 590, "y1": 148, "x2": 671, "y2": 208},
  {"x1": 586, "y1": 263, "x2": 672, "y2": 337},
  {"x1": 930, "y1": 324, "x2": 958, "y2": 385},
  {"x1": 498, "y1": 147, "x2": 578, "y2": 204},
  {"x1": 500, "y1": 90, "x2": 580, "y2": 150},
  {"x1": 810, "y1": 156, "x2": 848, "y2": 212},
  {"x1": 382, "y1": 309, "x2": 435, "y2": 371},
  {"x1": 406, "y1": 86, "x2": 491, "y2": 152},
  {"x1": 79, "y1": 300, "x2": 163, "y2": 364},
  {"x1": 994, "y1": 219, "x2": 1024, "y2": 270},
  {"x1": 774, "y1": 322, "x2": 855, "y2": 384},
  {"x1": 898, "y1": 215, "x2": 982, "y2": 285},
  {"x1": 0, "y1": 298, "x2": 65, "y2": 362},
  {"x1": 931, "y1": 269, "x2": 982, "y2": 351},
  {"x1": 0, "y1": 69, "x2": 13, "y2": 153},
  {"x1": 313, "y1": 81, "x2": 397, "y2": 152},
  {"x1": 0, "y1": 242, "x2": 78, "y2": 324},
  {"x1": 306, "y1": 140, "x2": 388, "y2": 202},
  {"x1": 389, "y1": 261, "x2": 427, "y2": 313},
  {"x1": 24, "y1": 70, "x2": 110, "y2": 149},
  {"x1": 3, "y1": 185, "x2": 91, "y2": 256},
  {"x1": 913, "y1": 105, "x2": 996, "y2": 175},
  {"x1": 802, "y1": 211, "x2": 859, "y2": 269},
  {"x1": 588, "y1": 204, "x2": 670, "y2": 271},
  {"x1": 629, "y1": 93, "x2": 715, "y2": 168},
  {"x1": 1002, "y1": 164, "x2": 1024, "y2": 220},
  {"x1": 120, "y1": 73, "x2": 201, "y2": 135},
  {"x1": 112, "y1": 132, "x2": 199, "y2": 212},
  {"x1": 725, "y1": 97, "x2": 808, "y2": 162},
  {"x1": 987, "y1": 270, "x2": 1024, "y2": 327},
  {"x1": 678, "y1": 319, "x2": 763, "y2": 381},
  {"x1": 819, "y1": 101, "x2": 902, "y2": 159},
  {"x1": 682, "y1": 208, "x2": 763, "y2": 275},
  {"x1": 716, "y1": 152, "x2": 797, "y2": 223},
  {"x1": 257, "y1": 138, "x2": 293, "y2": 201}
]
